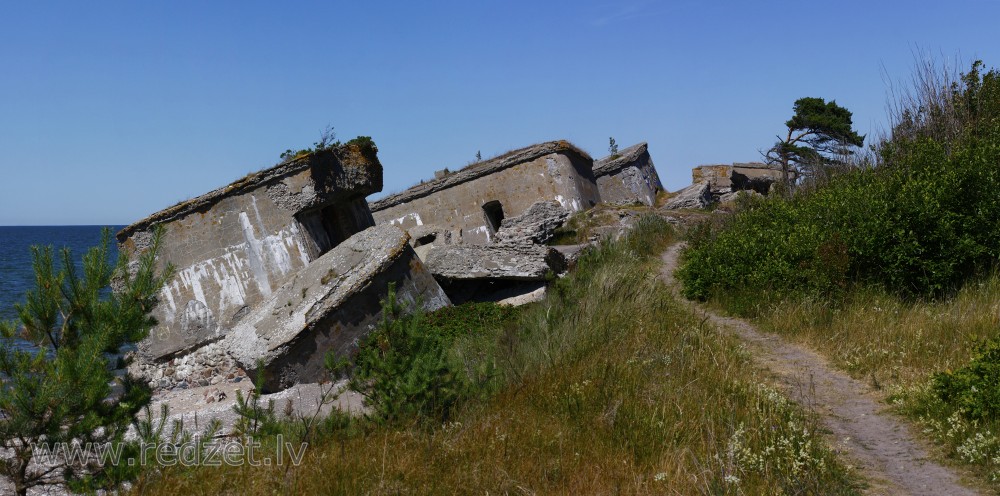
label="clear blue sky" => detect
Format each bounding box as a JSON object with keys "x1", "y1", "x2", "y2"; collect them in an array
[{"x1": 1, "y1": 1, "x2": 997, "y2": 225}]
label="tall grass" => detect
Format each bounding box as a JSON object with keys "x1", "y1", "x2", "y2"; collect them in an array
[
  {"x1": 724, "y1": 272, "x2": 1000, "y2": 485},
  {"x1": 129, "y1": 216, "x2": 859, "y2": 495}
]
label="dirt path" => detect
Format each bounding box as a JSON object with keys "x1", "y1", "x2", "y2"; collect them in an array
[{"x1": 660, "y1": 243, "x2": 978, "y2": 496}]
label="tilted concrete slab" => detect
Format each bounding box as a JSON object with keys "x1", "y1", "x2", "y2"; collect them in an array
[
  {"x1": 223, "y1": 224, "x2": 450, "y2": 392},
  {"x1": 663, "y1": 182, "x2": 712, "y2": 210},
  {"x1": 495, "y1": 200, "x2": 570, "y2": 245},
  {"x1": 593, "y1": 142, "x2": 663, "y2": 206},
  {"x1": 117, "y1": 141, "x2": 383, "y2": 363},
  {"x1": 423, "y1": 243, "x2": 567, "y2": 281}
]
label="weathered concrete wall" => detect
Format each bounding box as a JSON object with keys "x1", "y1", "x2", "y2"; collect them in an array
[
  {"x1": 593, "y1": 142, "x2": 663, "y2": 206},
  {"x1": 692, "y1": 162, "x2": 786, "y2": 193},
  {"x1": 117, "y1": 143, "x2": 383, "y2": 363},
  {"x1": 223, "y1": 224, "x2": 450, "y2": 392},
  {"x1": 370, "y1": 141, "x2": 601, "y2": 245}
]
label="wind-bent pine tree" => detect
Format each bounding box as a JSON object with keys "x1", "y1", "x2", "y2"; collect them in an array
[
  {"x1": 0, "y1": 227, "x2": 170, "y2": 496},
  {"x1": 766, "y1": 97, "x2": 865, "y2": 190}
]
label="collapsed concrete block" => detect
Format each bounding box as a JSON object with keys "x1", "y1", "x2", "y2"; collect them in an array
[
  {"x1": 370, "y1": 140, "x2": 601, "y2": 245},
  {"x1": 495, "y1": 200, "x2": 570, "y2": 245},
  {"x1": 223, "y1": 224, "x2": 451, "y2": 392},
  {"x1": 593, "y1": 142, "x2": 663, "y2": 206},
  {"x1": 423, "y1": 241, "x2": 567, "y2": 305},
  {"x1": 116, "y1": 141, "x2": 383, "y2": 364},
  {"x1": 662, "y1": 182, "x2": 713, "y2": 210},
  {"x1": 423, "y1": 243, "x2": 567, "y2": 281}
]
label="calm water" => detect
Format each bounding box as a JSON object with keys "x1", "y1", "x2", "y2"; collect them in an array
[{"x1": 0, "y1": 226, "x2": 124, "y2": 322}]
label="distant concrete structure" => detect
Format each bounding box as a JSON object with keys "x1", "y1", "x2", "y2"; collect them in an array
[
  {"x1": 592, "y1": 142, "x2": 663, "y2": 206},
  {"x1": 692, "y1": 162, "x2": 788, "y2": 196},
  {"x1": 369, "y1": 140, "x2": 601, "y2": 246}
]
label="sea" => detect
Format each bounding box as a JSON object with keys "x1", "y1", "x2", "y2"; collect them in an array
[{"x1": 0, "y1": 226, "x2": 124, "y2": 325}]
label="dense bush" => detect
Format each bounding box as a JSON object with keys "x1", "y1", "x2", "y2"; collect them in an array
[
  {"x1": 678, "y1": 61, "x2": 1000, "y2": 301},
  {"x1": 347, "y1": 289, "x2": 520, "y2": 425},
  {"x1": 932, "y1": 337, "x2": 1000, "y2": 421}
]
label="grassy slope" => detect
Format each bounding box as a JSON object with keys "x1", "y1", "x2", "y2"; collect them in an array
[{"x1": 130, "y1": 216, "x2": 859, "y2": 495}]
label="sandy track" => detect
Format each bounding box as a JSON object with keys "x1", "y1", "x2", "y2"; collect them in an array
[{"x1": 660, "y1": 243, "x2": 977, "y2": 496}]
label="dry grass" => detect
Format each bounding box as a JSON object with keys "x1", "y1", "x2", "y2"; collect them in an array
[
  {"x1": 129, "y1": 218, "x2": 859, "y2": 495},
  {"x1": 738, "y1": 278, "x2": 1000, "y2": 396},
  {"x1": 718, "y1": 274, "x2": 1000, "y2": 485}
]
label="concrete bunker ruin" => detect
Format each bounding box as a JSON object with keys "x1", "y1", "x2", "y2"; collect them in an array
[
  {"x1": 664, "y1": 162, "x2": 790, "y2": 210},
  {"x1": 692, "y1": 162, "x2": 789, "y2": 197},
  {"x1": 117, "y1": 141, "x2": 450, "y2": 392},
  {"x1": 593, "y1": 142, "x2": 663, "y2": 206},
  {"x1": 369, "y1": 140, "x2": 602, "y2": 245}
]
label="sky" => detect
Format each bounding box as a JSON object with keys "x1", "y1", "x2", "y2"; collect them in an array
[{"x1": 1, "y1": 1, "x2": 998, "y2": 225}]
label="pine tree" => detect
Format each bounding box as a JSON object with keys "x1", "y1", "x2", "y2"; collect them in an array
[
  {"x1": 0, "y1": 227, "x2": 169, "y2": 495},
  {"x1": 765, "y1": 97, "x2": 865, "y2": 189},
  {"x1": 347, "y1": 284, "x2": 465, "y2": 424}
]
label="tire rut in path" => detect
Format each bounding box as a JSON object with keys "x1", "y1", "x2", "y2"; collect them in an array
[{"x1": 660, "y1": 243, "x2": 977, "y2": 496}]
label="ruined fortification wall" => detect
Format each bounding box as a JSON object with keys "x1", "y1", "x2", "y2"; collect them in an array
[
  {"x1": 370, "y1": 141, "x2": 600, "y2": 245},
  {"x1": 223, "y1": 224, "x2": 450, "y2": 391},
  {"x1": 593, "y1": 142, "x2": 663, "y2": 206},
  {"x1": 117, "y1": 143, "x2": 382, "y2": 363},
  {"x1": 692, "y1": 162, "x2": 785, "y2": 191}
]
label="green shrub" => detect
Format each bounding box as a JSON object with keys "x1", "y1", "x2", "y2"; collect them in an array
[
  {"x1": 932, "y1": 337, "x2": 1000, "y2": 421},
  {"x1": 678, "y1": 61, "x2": 1000, "y2": 302},
  {"x1": 232, "y1": 363, "x2": 281, "y2": 438},
  {"x1": 347, "y1": 287, "x2": 507, "y2": 424}
]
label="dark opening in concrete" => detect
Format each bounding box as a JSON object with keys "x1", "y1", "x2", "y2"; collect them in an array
[
  {"x1": 298, "y1": 205, "x2": 350, "y2": 256},
  {"x1": 482, "y1": 200, "x2": 505, "y2": 235},
  {"x1": 414, "y1": 233, "x2": 437, "y2": 247}
]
